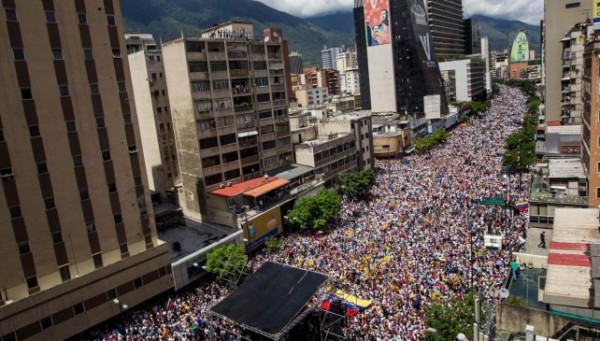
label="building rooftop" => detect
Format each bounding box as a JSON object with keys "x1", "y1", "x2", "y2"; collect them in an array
[
  {"x1": 547, "y1": 158, "x2": 586, "y2": 179},
  {"x1": 271, "y1": 164, "x2": 315, "y2": 180},
  {"x1": 297, "y1": 133, "x2": 350, "y2": 148},
  {"x1": 546, "y1": 125, "x2": 581, "y2": 135},
  {"x1": 158, "y1": 223, "x2": 231, "y2": 262},
  {"x1": 326, "y1": 110, "x2": 371, "y2": 121},
  {"x1": 210, "y1": 176, "x2": 284, "y2": 198},
  {"x1": 544, "y1": 208, "x2": 600, "y2": 309},
  {"x1": 529, "y1": 174, "x2": 588, "y2": 206}
]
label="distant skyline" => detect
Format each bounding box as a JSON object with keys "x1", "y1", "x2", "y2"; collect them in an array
[{"x1": 254, "y1": 0, "x2": 543, "y2": 25}]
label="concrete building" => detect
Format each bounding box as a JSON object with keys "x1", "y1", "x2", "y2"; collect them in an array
[
  {"x1": 335, "y1": 49, "x2": 358, "y2": 72},
  {"x1": 371, "y1": 114, "x2": 412, "y2": 157},
  {"x1": 300, "y1": 67, "x2": 341, "y2": 96},
  {"x1": 439, "y1": 57, "x2": 486, "y2": 102},
  {"x1": 125, "y1": 33, "x2": 157, "y2": 54},
  {"x1": 295, "y1": 135, "x2": 359, "y2": 186},
  {"x1": 354, "y1": 0, "x2": 448, "y2": 116},
  {"x1": 427, "y1": 0, "x2": 464, "y2": 57},
  {"x1": 128, "y1": 35, "x2": 179, "y2": 202},
  {"x1": 481, "y1": 36, "x2": 492, "y2": 95},
  {"x1": 559, "y1": 22, "x2": 593, "y2": 125},
  {"x1": 463, "y1": 18, "x2": 481, "y2": 55},
  {"x1": 321, "y1": 45, "x2": 344, "y2": 70},
  {"x1": 340, "y1": 68, "x2": 360, "y2": 95},
  {"x1": 543, "y1": 0, "x2": 592, "y2": 122},
  {"x1": 328, "y1": 94, "x2": 360, "y2": 113},
  {"x1": 294, "y1": 85, "x2": 328, "y2": 108},
  {"x1": 583, "y1": 40, "x2": 600, "y2": 208},
  {"x1": 0, "y1": 1, "x2": 172, "y2": 339},
  {"x1": 161, "y1": 21, "x2": 293, "y2": 221},
  {"x1": 289, "y1": 51, "x2": 303, "y2": 75}
]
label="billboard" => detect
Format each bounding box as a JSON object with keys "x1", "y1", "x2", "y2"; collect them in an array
[
  {"x1": 424, "y1": 95, "x2": 441, "y2": 119},
  {"x1": 364, "y1": 0, "x2": 390, "y2": 46},
  {"x1": 243, "y1": 206, "x2": 283, "y2": 252},
  {"x1": 595, "y1": 1, "x2": 600, "y2": 30},
  {"x1": 510, "y1": 31, "x2": 529, "y2": 63}
]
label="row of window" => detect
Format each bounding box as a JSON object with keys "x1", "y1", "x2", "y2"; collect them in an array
[
  {"x1": 19, "y1": 81, "x2": 126, "y2": 100},
  {"x1": 4, "y1": 8, "x2": 116, "y2": 26},
  {"x1": 0, "y1": 266, "x2": 171, "y2": 341}
]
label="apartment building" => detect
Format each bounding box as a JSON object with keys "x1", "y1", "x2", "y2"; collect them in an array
[
  {"x1": 439, "y1": 57, "x2": 486, "y2": 102},
  {"x1": 0, "y1": 1, "x2": 172, "y2": 339},
  {"x1": 583, "y1": 40, "x2": 600, "y2": 207},
  {"x1": 294, "y1": 85, "x2": 328, "y2": 108},
  {"x1": 127, "y1": 34, "x2": 179, "y2": 202},
  {"x1": 426, "y1": 0, "x2": 464, "y2": 56},
  {"x1": 161, "y1": 21, "x2": 293, "y2": 221}
]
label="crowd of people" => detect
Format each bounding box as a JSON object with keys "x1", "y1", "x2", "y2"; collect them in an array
[{"x1": 91, "y1": 85, "x2": 531, "y2": 340}]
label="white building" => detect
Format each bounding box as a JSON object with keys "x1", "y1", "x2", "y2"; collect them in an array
[
  {"x1": 341, "y1": 68, "x2": 360, "y2": 95},
  {"x1": 294, "y1": 85, "x2": 329, "y2": 108},
  {"x1": 336, "y1": 49, "x2": 358, "y2": 72},
  {"x1": 321, "y1": 46, "x2": 344, "y2": 70},
  {"x1": 439, "y1": 58, "x2": 486, "y2": 102},
  {"x1": 481, "y1": 36, "x2": 492, "y2": 95}
]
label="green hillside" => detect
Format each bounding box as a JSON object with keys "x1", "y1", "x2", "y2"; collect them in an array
[{"x1": 120, "y1": 0, "x2": 353, "y2": 66}]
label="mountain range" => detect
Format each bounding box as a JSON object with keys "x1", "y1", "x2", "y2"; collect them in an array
[{"x1": 120, "y1": 0, "x2": 540, "y2": 66}]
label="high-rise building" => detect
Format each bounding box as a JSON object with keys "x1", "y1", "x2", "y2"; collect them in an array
[
  {"x1": 464, "y1": 18, "x2": 481, "y2": 55},
  {"x1": 354, "y1": 0, "x2": 448, "y2": 116},
  {"x1": 0, "y1": 1, "x2": 172, "y2": 339},
  {"x1": 321, "y1": 45, "x2": 344, "y2": 70},
  {"x1": 439, "y1": 57, "x2": 486, "y2": 102},
  {"x1": 543, "y1": 0, "x2": 592, "y2": 123},
  {"x1": 481, "y1": 36, "x2": 492, "y2": 95},
  {"x1": 161, "y1": 21, "x2": 293, "y2": 221},
  {"x1": 426, "y1": 0, "x2": 464, "y2": 56},
  {"x1": 336, "y1": 49, "x2": 358, "y2": 72},
  {"x1": 289, "y1": 51, "x2": 304, "y2": 75},
  {"x1": 301, "y1": 67, "x2": 341, "y2": 96},
  {"x1": 583, "y1": 41, "x2": 600, "y2": 207},
  {"x1": 127, "y1": 34, "x2": 179, "y2": 202}
]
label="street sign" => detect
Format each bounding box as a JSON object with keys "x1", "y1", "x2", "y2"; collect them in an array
[{"x1": 481, "y1": 197, "x2": 505, "y2": 206}]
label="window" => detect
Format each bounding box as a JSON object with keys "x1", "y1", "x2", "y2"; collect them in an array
[
  {"x1": 255, "y1": 77, "x2": 268, "y2": 86},
  {"x1": 79, "y1": 188, "x2": 89, "y2": 201},
  {"x1": 157, "y1": 55, "x2": 161, "y2": 62},
  {"x1": 59, "y1": 84, "x2": 69, "y2": 97},
  {"x1": 5, "y1": 9, "x2": 17, "y2": 21},
  {"x1": 83, "y1": 48, "x2": 93, "y2": 60},
  {"x1": 0, "y1": 129, "x2": 4, "y2": 142},
  {"x1": 102, "y1": 150, "x2": 111, "y2": 161},
  {"x1": 29, "y1": 125, "x2": 40, "y2": 137},
  {"x1": 113, "y1": 213, "x2": 122, "y2": 224},
  {"x1": 44, "y1": 197, "x2": 55, "y2": 210},
  {"x1": 597, "y1": 187, "x2": 600, "y2": 198},
  {"x1": 134, "y1": 277, "x2": 143, "y2": 288},
  {"x1": 21, "y1": 88, "x2": 32, "y2": 100},
  {"x1": 73, "y1": 155, "x2": 83, "y2": 167},
  {"x1": 188, "y1": 61, "x2": 208, "y2": 72},
  {"x1": 92, "y1": 254, "x2": 103, "y2": 269},
  {"x1": 149, "y1": 55, "x2": 155, "y2": 62},
  {"x1": 78, "y1": 13, "x2": 87, "y2": 24},
  {"x1": 26, "y1": 276, "x2": 38, "y2": 290},
  {"x1": 156, "y1": 107, "x2": 162, "y2": 114},
  {"x1": 52, "y1": 49, "x2": 63, "y2": 60},
  {"x1": 119, "y1": 243, "x2": 128, "y2": 254},
  {"x1": 194, "y1": 100, "x2": 212, "y2": 112},
  {"x1": 112, "y1": 49, "x2": 121, "y2": 58},
  {"x1": 565, "y1": 2, "x2": 580, "y2": 8},
  {"x1": 59, "y1": 266, "x2": 70, "y2": 282},
  {"x1": 40, "y1": 316, "x2": 53, "y2": 330},
  {"x1": 45, "y1": 10, "x2": 56, "y2": 23},
  {"x1": 134, "y1": 176, "x2": 142, "y2": 187},
  {"x1": 1, "y1": 168, "x2": 14, "y2": 182},
  {"x1": 52, "y1": 231, "x2": 62, "y2": 244},
  {"x1": 108, "y1": 183, "x2": 117, "y2": 192},
  {"x1": 220, "y1": 134, "x2": 237, "y2": 146},
  {"x1": 124, "y1": 114, "x2": 132, "y2": 125},
  {"x1": 37, "y1": 161, "x2": 49, "y2": 175},
  {"x1": 9, "y1": 206, "x2": 21, "y2": 218},
  {"x1": 213, "y1": 79, "x2": 229, "y2": 90},
  {"x1": 18, "y1": 242, "x2": 30, "y2": 255},
  {"x1": 107, "y1": 14, "x2": 116, "y2": 26},
  {"x1": 118, "y1": 81, "x2": 126, "y2": 93},
  {"x1": 191, "y1": 80, "x2": 210, "y2": 92},
  {"x1": 128, "y1": 144, "x2": 137, "y2": 154},
  {"x1": 12, "y1": 49, "x2": 24, "y2": 61},
  {"x1": 86, "y1": 221, "x2": 95, "y2": 233},
  {"x1": 73, "y1": 302, "x2": 85, "y2": 315},
  {"x1": 90, "y1": 83, "x2": 99, "y2": 94},
  {"x1": 96, "y1": 117, "x2": 105, "y2": 128},
  {"x1": 107, "y1": 289, "x2": 117, "y2": 300},
  {"x1": 66, "y1": 120, "x2": 76, "y2": 132}
]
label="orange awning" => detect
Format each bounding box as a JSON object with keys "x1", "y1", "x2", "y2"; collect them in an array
[{"x1": 243, "y1": 178, "x2": 289, "y2": 197}]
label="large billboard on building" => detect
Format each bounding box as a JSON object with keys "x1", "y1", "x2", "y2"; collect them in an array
[
  {"x1": 365, "y1": 0, "x2": 390, "y2": 46},
  {"x1": 594, "y1": 1, "x2": 600, "y2": 30},
  {"x1": 244, "y1": 206, "x2": 283, "y2": 252},
  {"x1": 510, "y1": 31, "x2": 529, "y2": 63}
]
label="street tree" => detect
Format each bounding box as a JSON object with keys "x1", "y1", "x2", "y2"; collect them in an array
[
  {"x1": 286, "y1": 188, "x2": 342, "y2": 230},
  {"x1": 339, "y1": 168, "x2": 375, "y2": 198},
  {"x1": 205, "y1": 243, "x2": 248, "y2": 280},
  {"x1": 425, "y1": 292, "x2": 479, "y2": 341}
]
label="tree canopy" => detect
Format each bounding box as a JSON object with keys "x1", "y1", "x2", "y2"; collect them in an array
[
  {"x1": 425, "y1": 292, "x2": 480, "y2": 341},
  {"x1": 286, "y1": 188, "x2": 342, "y2": 230},
  {"x1": 339, "y1": 168, "x2": 375, "y2": 199},
  {"x1": 205, "y1": 243, "x2": 248, "y2": 280},
  {"x1": 414, "y1": 129, "x2": 449, "y2": 154},
  {"x1": 468, "y1": 101, "x2": 488, "y2": 113},
  {"x1": 504, "y1": 114, "x2": 536, "y2": 172}
]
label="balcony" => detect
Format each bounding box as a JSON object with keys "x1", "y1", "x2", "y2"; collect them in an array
[
  {"x1": 276, "y1": 144, "x2": 291, "y2": 154},
  {"x1": 316, "y1": 148, "x2": 355, "y2": 168},
  {"x1": 230, "y1": 69, "x2": 250, "y2": 78},
  {"x1": 260, "y1": 132, "x2": 276, "y2": 141},
  {"x1": 259, "y1": 117, "x2": 274, "y2": 126},
  {"x1": 255, "y1": 86, "x2": 271, "y2": 94},
  {"x1": 192, "y1": 91, "x2": 212, "y2": 100},
  {"x1": 234, "y1": 103, "x2": 254, "y2": 113},
  {"x1": 187, "y1": 52, "x2": 207, "y2": 61},
  {"x1": 241, "y1": 154, "x2": 259, "y2": 165},
  {"x1": 199, "y1": 128, "x2": 217, "y2": 137},
  {"x1": 270, "y1": 84, "x2": 285, "y2": 92},
  {"x1": 220, "y1": 143, "x2": 239, "y2": 154},
  {"x1": 222, "y1": 160, "x2": 240, "y2": 172},
  {"x1": 232, "y1": 86, "x2": 251, "y2": 96},
  {"x1": 202, "y1": 164, "x2": 222, "y2": 175},
  {"x1": 207, "y1": 51, "x2": 226, "y2": 60},
  {"x1": 200, "y1": 146, "x2": 219, "y2": 156},
  {"x1": 561, "y1": 87, "x2": 570, "y2": 93},
  {"x1": 195, "y1": 110, "x2": 213, "y2": 121},
  {"x1": 269, "y1": 69, "x2": 284, "y2": 76},
  {"x1": 228, "y1": 51, "x2": 248, "y2": 59},
  {"x1": 256, "y1": 102, "x2": 272, "y2": 111},
  {"x1": 252, "y1": 70, "x2": 269, "y2": 78},
  {"x1": 212, "y1": 89, "x2": 231, "y2": 98},
  {"x1": 190, "y1": 72, "x2": 209, "y2": 81},
  {"x1": 272, "y1": 99, "x2": 287, "y2": 107},
  {"x1": 217, "y1": 125, "x2": 236, "y2": 135},
  {"x1": 262, "y1": 148, "x2": 277, "y2": 158}
]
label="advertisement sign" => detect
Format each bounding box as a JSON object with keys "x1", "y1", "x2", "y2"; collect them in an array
[
  {"x1": 364, "y1": 0, "x2": 390, "y2": 46},
  {"x1": 595, "y1": 1, "x2": 600, "y2": 30},
  {"x1": 244, "y1": 207, "x2": 283, "y2": 251},
  {"x1": 424, "y1": 95, "x2": 441, "y2": 119},
  {"x1": 510, "y1": 31, "x2": 529, "y2": 63}
]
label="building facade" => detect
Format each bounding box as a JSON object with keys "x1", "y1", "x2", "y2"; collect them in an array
[
  {"x1": 128, "y1": 37, "x2": 179, "y2": 202},
  {"x1": 340, "y1": 68, "x2": 360, "y2": 95},
  {"x1": 427, "y1": 0, "x2": 464, "y2": 56},
  {"x1": 464, "y1": 18, "x2": 481, "y2": 55},
  {"x1": 321, "y1": 45, "x2": 344, "y2": 70},
  {"x1": 294, "y1": 85, "x2": 329, "y2": 108},
  {"x1": 0, "y1": 1, "x2": 172, "y2": 339},
  {"x1": 289, "y1": 51, "x2": 303, "y2": 75},
  {"x1": 354, "y1": 0, "x2": 448, "y2": 115},
  {"x1": 439, "y1": 58, "x2": 486, "y2": 102},
  {"x1": 543, "y1": 0, "x2": 592, "y2": 122},
  {"x1": 161, "y1": 21, "x2": 293, "y2": 221},
  {"x1": 583, "y1": 40, "x2": 600, "y2": 207},
  {"x1": 560, "y1": 22, "x2": 592, "y2": 125}
]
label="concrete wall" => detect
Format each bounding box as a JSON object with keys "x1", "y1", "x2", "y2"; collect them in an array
[
  {"x1": 496, "y1": 304, "x2": 570, "y2": 337},
  {"x1": 513, "y1": 253, "x2": 548, "y2": 269},
  {"x1": 367, "y1": 44, "x2": 397, "y2": 112}
]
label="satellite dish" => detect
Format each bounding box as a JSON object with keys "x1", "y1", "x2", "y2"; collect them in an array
[{"x1": 499, "y1": 288, "x2": 510, "y2": 299}]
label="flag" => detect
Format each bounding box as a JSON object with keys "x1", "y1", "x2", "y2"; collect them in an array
[
  {"x1": 320, "y1": 299, "x2": 331, "y2": 310},
  {"x1": 346, "y1": 307, "x2": 359, "y2": 317},
  {"x1": 166, "y1": 297, "x2": 172, "y2": 310},
  {"x1": 515, "y1": 202, "x2": 529, "y2": 212}
]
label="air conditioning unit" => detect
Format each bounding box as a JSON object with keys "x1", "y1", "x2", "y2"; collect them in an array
[
  {"x1": 219, "y1": 184, "x2": 225, "y2": 189},
  {"x1": 227, "y1": 182, "x2": 232, "y2": 187}
]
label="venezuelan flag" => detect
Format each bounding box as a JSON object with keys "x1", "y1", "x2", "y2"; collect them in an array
[{"x1": 515, "y1": 202, "x2": 529, "y2": 212}]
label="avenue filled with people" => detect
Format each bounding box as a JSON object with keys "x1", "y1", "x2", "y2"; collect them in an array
[{"x1": 91, "y1": 85, "x2": 531, "y2": 340}]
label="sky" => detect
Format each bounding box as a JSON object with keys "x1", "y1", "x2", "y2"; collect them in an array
[{"x1": 254, "y1": 0, "x2": 543, "y2": 25}]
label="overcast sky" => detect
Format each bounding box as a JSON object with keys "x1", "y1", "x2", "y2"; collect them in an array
[{"x1": 254, "y1": 0, "x2": 543, "y2": 25}]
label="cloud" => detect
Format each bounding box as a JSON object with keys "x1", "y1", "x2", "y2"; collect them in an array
[{"x1": 254, "y1": 0, "x2": 543, "y2": 25}]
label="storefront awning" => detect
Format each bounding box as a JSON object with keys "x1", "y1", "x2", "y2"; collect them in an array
[{"x1": 243, "y1": 178, "x2": 289, "y2": 197}]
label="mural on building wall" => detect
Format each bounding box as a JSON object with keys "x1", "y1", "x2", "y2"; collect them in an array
[
  {"x1": 365, "y1": 0, "x2": 390, "y2": 46},
  {"x1": 510, "y1": 31, "x2": 530, "y2": 63}
]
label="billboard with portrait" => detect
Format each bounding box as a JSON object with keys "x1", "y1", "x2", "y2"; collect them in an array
[
  {"x1": 243, "y1": 206, "x2": 283, "y2": 252},
  {"x1": 364, "y1": 0, "x2": 390, "y2": 47},
  {"x1": 510, "y1": 31, "x2": 529, "y2": 63}
]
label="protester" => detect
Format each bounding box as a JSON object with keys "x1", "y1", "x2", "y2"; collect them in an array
[{"x1": 91, "y1": 85, "x2": 531, "y2": 340}]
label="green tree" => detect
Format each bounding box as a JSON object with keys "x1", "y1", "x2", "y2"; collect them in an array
[
  {"x1": 339, "y1": 168, "x2": 375, "y2": 198},
  {"x1": 414, "y1": 129, "x2": 447, "y2": 154},
  {"x1": 286, "y1": 188, "x2": 342, "y2": 230},
  {"x1": 425, "y1": 292, "x2": 479, "y2": 341},
  {"x1": 264, "y1": 237, "x2": 282, "y2": 253},
  {"x1": 468, "y1": 101, "x2": 488, "y2": 113},
  {"x1": 492, "y1": 82, "x2": 500, "y2": 95},
  {"x1": 205, "y1": 243, "x2": 248, "y2": 280}
]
